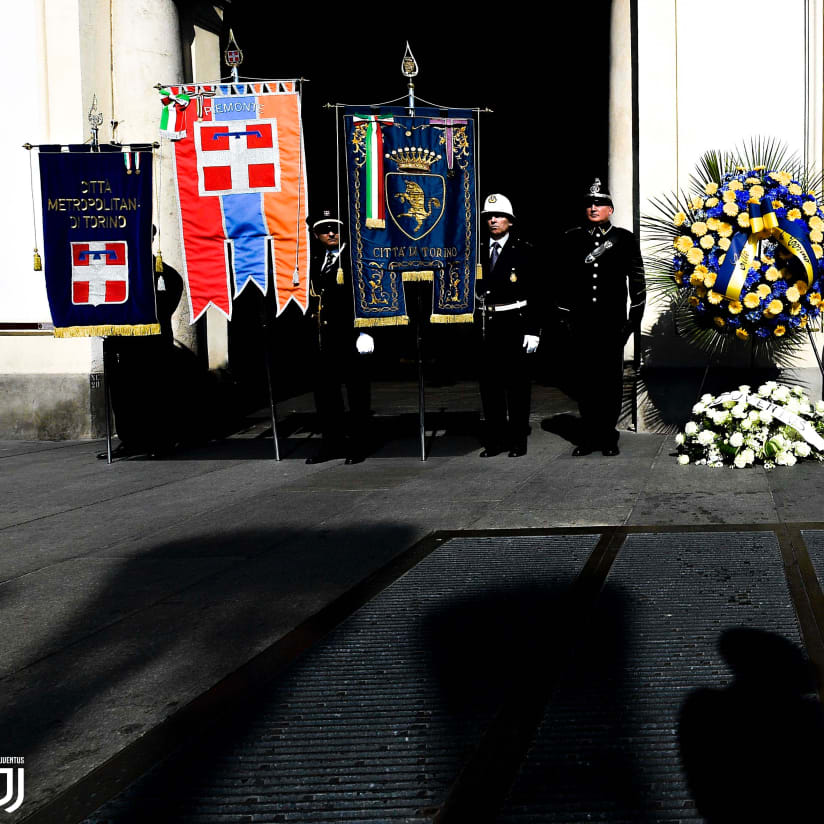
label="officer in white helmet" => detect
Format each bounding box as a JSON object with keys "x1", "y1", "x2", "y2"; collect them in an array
[{"x1": 477, "y1": 193, "x2": 540, "y2": 457}]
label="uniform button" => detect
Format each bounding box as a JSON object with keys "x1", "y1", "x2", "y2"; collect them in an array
[
  {"x1": 592, "y1": 297, "x2": 597, "y2": 302},
  {"x1": 592, "y1": 285, "x2": 597, "y2": 290},
  {"x1": 593, "y1": 262, "x2": 599, "y2": 268},
  {"x1": 593, "y1": 273, "x2": 598, "y2": 279}
]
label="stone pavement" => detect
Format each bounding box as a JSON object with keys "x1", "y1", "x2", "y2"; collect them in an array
[{"x1": 1, "y1": 382, "x2": 822, "y2": 822}]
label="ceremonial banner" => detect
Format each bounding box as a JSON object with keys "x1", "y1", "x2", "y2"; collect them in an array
[
  {"x1": 38, "y1": 145, "x2": 158, "y2": 337},
  {"x1": 161, "y1": 82, "x2": 309, "y2": 321},
  {"x1": 344, "y1": 107, "x2": 477, "y2": 326}
]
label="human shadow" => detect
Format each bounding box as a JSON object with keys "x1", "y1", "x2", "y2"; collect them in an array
[{"x1": 679, "y1": 627, "x2": 824, "y2": 822}]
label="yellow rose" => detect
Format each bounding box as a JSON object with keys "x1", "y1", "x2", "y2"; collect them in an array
[
  {"x1": 737, "y1": 213, "x2": 750, "y2": 228},
  {"x1": 717, "y1": 222, "x2": 733, "y2": 238},
  {"x1": 786, "y1": 208, "x2": 802, "y2": 221},
  {"x1": 765, "y1": 298, "x2": 784, "y2": 316},
  {"x1": 736, "y1": 328, "x2": 750, "y2": 340},
  {"x1": 704, "y1": 182, "x2": 719, "y2": 195},
  {"x1": 756, "y1": 284, "x2": 772, "y2": 299},
  {"x1": 803, "y1": 200, "x2": 818, "y2": 216},
  {"x1": 713, "y1": 316, "x2": 726, "y2": 328},
  {"x1": 718, "y1": 237, "x2": 731, "y2": 251},
  {"x1": 723, "y1": 202, "x2": 739, "y2": 217},
  {"x1": 689, "y1": 272, "x2": 705, "y2": 287},
  {"x1": 788, "y1": 183, "x2": 803, "y2": 196},
  {"x1": 749, "y1": 185, "x2": 765, "y2": 200},
  {"x1": 774, "y1": 325, "x2": 786, "y2": 337},
  {"x1": 703, "y1": 271, "x2": 717, "y2": 288},
  {"x1": 722, "y1": 190, "x2": 737, "y2": 203},
  {"x1": 743, "y1": 292, "x2": 761, "y2": 308},
  {"x1": 728, "y1": 300, "x2": 743, "y2": 314},
  {"x1": 673, "y1": 212, "x2": 687, "y2": 227},
  {"x1": 690, "y1": 196, "x2": 705, "y2": 210},
  {"x1": 728, "y1": 180, "x2": 744, "y2": 191},
  {"x1": 794, "y1": 280, "x2": 808, "y2": 295},
  {"x1": 765, "y1": 266, "x2": 780, "y2": 281},
  {"x1": 705, "y1": 197, "x2": 719, "y2": 208},
  {"x1": 809, "y1": 292, "x2": 822, "y2": 306},
  {"x1": 700, "y1": 235, "x2": 715, "y2": 250},
  {"x1": 686, "y1": 247, "x2": 704, "y2": 265},
  {"x1": 785, "y1": 286, "x2": 800, "y2": 303},
  {"x1": 814, "y1": 244, "x2": 824, "y2": 259},
  {"x1": 810, "y1": 229, "x2": 823, "y2": 243}
]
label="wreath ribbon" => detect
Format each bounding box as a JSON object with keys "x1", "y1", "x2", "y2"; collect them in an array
[{"x1": 716, "y1": 197, "x2": 816, "y2": 300}]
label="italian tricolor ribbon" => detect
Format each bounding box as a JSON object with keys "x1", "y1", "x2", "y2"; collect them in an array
[
  {"x1": 352, "y1": 115, "x2": 394, "y2": 229},
  {"x1": 159, "y1": 88, "x2": 191, "y2": 140}
]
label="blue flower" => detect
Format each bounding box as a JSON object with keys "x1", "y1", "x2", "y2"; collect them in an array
[
  {"x1": 755, "y1": 327, "x2": 770, "y2": 338},
  {"x1": 772, "y1": 281, "x2": 788, "y2": 296}
]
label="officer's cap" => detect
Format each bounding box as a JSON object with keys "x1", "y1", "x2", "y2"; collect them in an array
[
  {"x1": 481, "y1": 193, "x2": 515, "y2": 220},
  {"x1": 584, "y1": 178, "x2": 613, "y2": 208}
]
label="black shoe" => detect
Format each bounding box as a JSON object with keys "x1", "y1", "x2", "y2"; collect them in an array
[
  {"x1": 97, "y1": 443, "x2": 139, "y2": 460},
  {"x1": 306, "y1": 450, "x2": 336, "y2": 465},
  {"x1": 480, "y1": 445, "x2": 505, "y2": 458},
  {"x1": 572, "y1": 445, "x2": 593, "y2": 457},
  {"x1": 508, "y1": 443, "x2": 527, "y2": 457},
  {"x1": 602, "y1": 445, "x2": 620, "y2": 456},
  {"x1": 344, "y1": 453, "x2": 365, "y2": 465}
]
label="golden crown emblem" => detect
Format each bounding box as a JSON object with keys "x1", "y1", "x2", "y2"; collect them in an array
[{"x1": 384, "y1": 147, "x2": 441, "y2": 173}]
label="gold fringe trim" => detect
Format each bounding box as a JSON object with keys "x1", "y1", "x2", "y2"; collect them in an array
[
  {"x1": 476, "y1": 263, "x2": 483, "y2": 281},
  {"x1": 430, "y1": 313, "x2": 475, "y2": 324},
  {"x1": 402, "y1": 270, "x2": 434, "y2": 282},
  {"x1": 54, "y1": 323, "x2": 161, "y2": 338},
  {"x1": 365, "y1": 218, "x2": 385, "y2": 229},
  {"x1": 354, "y1": 315, "x2": 410, "y2": 328}
]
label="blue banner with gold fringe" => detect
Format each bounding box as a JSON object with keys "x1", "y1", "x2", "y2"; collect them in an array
[
  {"x1": 39, "y1": 145, "x2": 158, "y2": 338},
  {"x1": 344, "y1": 107, "x2": 477, "y2": 326}
]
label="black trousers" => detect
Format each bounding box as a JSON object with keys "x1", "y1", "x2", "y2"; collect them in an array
[
  {"x1": 479, "y1": 311, "x2": 531, "y2": 449},
  {"x1": 569, "y1": 324, "x2": 624, "y2": 449}
]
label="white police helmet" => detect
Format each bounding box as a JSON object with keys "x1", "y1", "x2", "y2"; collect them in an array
[{"x1": 481, "y1": 193, "x2": 515, "y2": 220}]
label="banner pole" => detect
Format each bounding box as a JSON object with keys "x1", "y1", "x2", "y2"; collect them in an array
[
  {"x1": 807, "y1": 326, "x2": 824, "y2": 382},
  {"x1": 261, "y1": 313, "x2": 281, "y2": 460},
  {"x1": 102, "y1": 338, "x2": 113, "y2": 464}
]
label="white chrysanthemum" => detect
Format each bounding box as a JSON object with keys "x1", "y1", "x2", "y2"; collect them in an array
[
  {"x1": 732, "y1": 404, "x2": 748, "y2": 419},
  {"x1": 697, "y1": 430, "x2": 715, "y2": 446},
  {"x1": 675, "y1": 433, "x2": 685, "y2": 445},
  {"x1": 729, "y1": 431, "x2": 744, "y2": 448},
  {"x1": 677, "y1": 454, "x2": 690, "y2": 465},
  {"x1": 794, "y1": 442, "x2": 812, "y2": 457},
  {"x1": 759, "y1": 409, "x2": 774, "y2": 424},
  {"x1": 685, "y1": 421, "x2": 699, "y2": 435},
  {"x1": 692, "y1": 402, "x2": 706, "y2": 415}
]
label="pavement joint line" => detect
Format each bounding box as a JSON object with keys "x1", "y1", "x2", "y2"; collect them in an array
[{"x1": 15, "y1": 522, "x2": 824, "y2": 824}]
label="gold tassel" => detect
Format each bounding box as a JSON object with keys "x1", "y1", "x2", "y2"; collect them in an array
[
  {"x1": 365, "y1": 218, "x2": 386, "y2": 229},
  {"x1": 54, "y1": 323, "x2": 161, "y2": 338},
  {"x1": 155, "y1": 251, "x2": 164, "y2": 273},
  {"x1": 336, "y1": 266, "x2": 344, "y2": 285},
  {"x1": 430, "y1": 313, "x2": 474, "y2": 324},
  {"x1": 476, "y1": 263, "x2": 483, "y2": 281},
  {"x1": 354, "y1": 315, "x2": 410, "y2": 328},
  {"x1": 33, "y1": 249, "x2": 42, "y2": 271},
  {"x1": 402, "y1": 270, "x2": 434, "y2": 282}
]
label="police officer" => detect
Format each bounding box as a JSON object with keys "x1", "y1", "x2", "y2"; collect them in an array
[
  {"x1": 477, "y1": 194, "x2": 540, "y2": 457},
  {"x1": 557, "y1": 179, "x2": 645, "y2": 456},
  {"x1": 305, "y1": 209, "x2": 374, "y2": 465}
]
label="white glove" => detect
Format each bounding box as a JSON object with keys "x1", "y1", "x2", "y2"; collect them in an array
[
  {"x1": 356, "y1": 332, "x2": 375, "y2": 355},
  {"x1": 523, "y1": 334, "x2": 539, "y2": 354}
]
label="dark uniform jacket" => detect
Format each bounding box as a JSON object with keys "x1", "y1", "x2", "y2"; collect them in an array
[
  {"x1": 478, "y1": 233, "x2": 541, "y2": 336},
  {"x1": 557, "y1": 222, "x2": 645, "y2": 333},
  {"x1": 308, "y1": 244, "x2": 358, "y2": 348}
]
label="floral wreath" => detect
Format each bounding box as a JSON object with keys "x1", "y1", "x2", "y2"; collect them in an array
[{"x1": 644, "y1": 141, "x2": 824, "y2": 359}]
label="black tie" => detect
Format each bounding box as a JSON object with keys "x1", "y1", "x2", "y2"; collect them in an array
[
  {"x1": 322, "y1": 251, "x2": 336, "y2": 275},
  {"x1": 490, "y1": 241, "x2": 500, "y2": 270}
]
